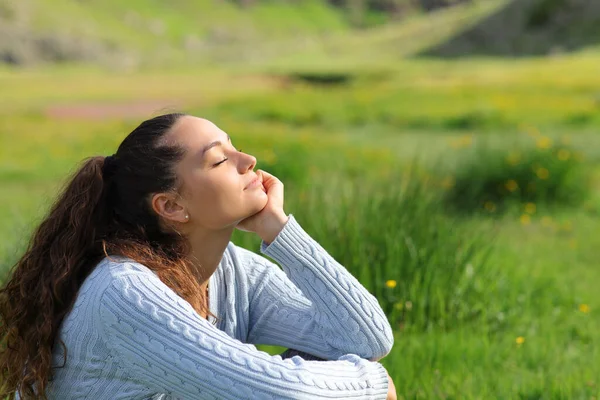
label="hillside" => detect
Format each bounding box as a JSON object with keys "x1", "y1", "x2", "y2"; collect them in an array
[
  {"x1": 423, "y1": 0, "x2": 600, "y2": 57},
  {"x1": 2, "y1": 0, "x2": 600, "y2": 68},
  {"x1": 0, "y1": 0, "x2": 507, "y2": 69},
  {"x1": 0, "y1": 0, "x2": 349, "y2": 67}
]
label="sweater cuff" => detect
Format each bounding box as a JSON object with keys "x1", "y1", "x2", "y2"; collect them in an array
[
  {"x1": 337, "y1": 354, "x2": 390, "y2": 398},
  {"x1": 259, "y1": 214, "x2": 311, "y2": 261},
  {"x1": 364, "y1": 361, "x2": 390, "y2": 398}
]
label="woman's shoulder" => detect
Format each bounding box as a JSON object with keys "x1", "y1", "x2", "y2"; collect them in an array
[
  {"x1": 91, "y1": 255, "x2": 154, "y2": 279},
  {"x1": 99, "y1": 255, "x2": 155, "y2": 275},
  {"x1": 80, "y1": 256, "x2": 157, "y2": 299},
  {"x1": 56, "y1": 257, "x2": 160, "y2": 340}
]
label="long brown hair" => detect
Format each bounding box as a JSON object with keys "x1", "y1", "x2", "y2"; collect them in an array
[{"x1": 0, "y1": 113, "x2": 218, "y2": 399}]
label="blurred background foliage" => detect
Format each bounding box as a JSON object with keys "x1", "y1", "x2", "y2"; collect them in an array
[{"x1": 1, "y1": 0, "x2": 600, "y2": 398}]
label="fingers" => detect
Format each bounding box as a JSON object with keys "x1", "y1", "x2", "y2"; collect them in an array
[
  {"x1": 257, "y1": 169, "x2": 281, "y2": 189},
  {"x1": 257, "y1": 169, "x2": 275, "y2": 180}
]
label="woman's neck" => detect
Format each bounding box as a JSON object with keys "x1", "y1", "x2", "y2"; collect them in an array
[{"x1": 186, "y1": 224, "x2": 234, "y2": 288}]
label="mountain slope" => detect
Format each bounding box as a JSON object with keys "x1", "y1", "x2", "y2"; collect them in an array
[
  {"x1": 422, "y1": 0, "x2": 600, "y2": 57},
  {"x1": 0, "y1": 0, "x2": 348, "y2": 66}
]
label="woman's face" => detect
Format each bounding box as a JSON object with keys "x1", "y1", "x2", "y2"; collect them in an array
[{"x1": 163, "y1": 115, "x2": 268, "y2": 230}]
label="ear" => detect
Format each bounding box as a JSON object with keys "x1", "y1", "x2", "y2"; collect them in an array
[{"x1": 151, "y1": 192, "x2": 188, "y2": 224}]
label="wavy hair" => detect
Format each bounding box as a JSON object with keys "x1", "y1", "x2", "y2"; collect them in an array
[{"x1": 0, "y1": 113, "x2": 218, "y2": 399}]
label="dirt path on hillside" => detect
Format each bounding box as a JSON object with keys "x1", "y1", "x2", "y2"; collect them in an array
[{"x1": 45, "y1": 100, "x2": 184, "y2": 120}]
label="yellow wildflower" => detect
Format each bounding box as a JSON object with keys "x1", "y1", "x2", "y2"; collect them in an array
[
  {"x1": 579, "y1": 304, "x2": 590, "y2": 313},
  {"x1": 536, "y1": 136, "x2": 553, "y2": 149},
  {"x1": 484, "y1": 201, "x2": 497, "y2": 212},
  {"x1": 522, "y1": 124, "x2": 540, "y2": 138},
  {"x1": 557, "y1": 149, "x2": 571, "y2": 161},
  {"x1": 460, "y1": 135, "x2": 473, "y2": 147},
  {"x1": 441, "y1": 176, "x2": 455, "y2": 189},
  {"x1": 515, "y1": 336, "x2": 525, "y2": 345},
  {"x1": 524, "y1": 202, "x2": 536, "y2": 214},
  {"x1": 536, "y1": 167, "x2": 550, "y2": 180},
  {"x1": 394, "y1": 302, "x2": 404, "y2": 311},
  {"x1": 506, "y1": 152, "x2": 521, "y2": 166},
  {"x1": 561, "y1": 220, "x2": 573, "y2": 232},
  {"x1": 505, "y1": 180, "x2": 519, "y2": 192},
  {"x1": 520, "y1": 214, "x2": 531, "y2": 225},
  {"x1": 386, "y1": 280, "x2": 397, "y2": 289},
  {"x1": 450, "y1": 135, "x2": 473, "y2": 149}
]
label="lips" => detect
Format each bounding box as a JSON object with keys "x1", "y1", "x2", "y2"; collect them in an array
[{"x1": 245, "y1": 175, "x2": 260, "y2": 190}]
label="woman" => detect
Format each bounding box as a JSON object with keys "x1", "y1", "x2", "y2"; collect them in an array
[{"x1": 0, "y1": 113, "x2": 397, "y2": 399}]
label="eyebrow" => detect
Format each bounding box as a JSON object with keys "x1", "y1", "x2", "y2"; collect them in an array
[{"x1": 201, "y1": 134, "x2": 231, "y2": 157}]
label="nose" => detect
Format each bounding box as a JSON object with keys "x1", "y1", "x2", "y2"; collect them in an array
[{"x1": 240, "y1": 152, "x2": 257, "y2": 173}]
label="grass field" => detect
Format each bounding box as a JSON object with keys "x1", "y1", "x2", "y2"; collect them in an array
[{"x1": 2, "y1": 3, "x2": 600, "y2": 397}]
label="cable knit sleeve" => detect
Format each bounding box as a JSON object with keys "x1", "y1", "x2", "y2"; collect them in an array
[
  {"x1": 245, "y1": 214, "x2": 394, "y2": 362},
  {"x1": 96, "y1": 264, "x2": 390, "y2": 400}
]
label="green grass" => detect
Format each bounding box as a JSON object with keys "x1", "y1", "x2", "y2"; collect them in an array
[
  {"x1": 442, "y1": 135, "x2": 590, "y2": 215},
  {"x1": 212, "y1": 51, "x2": 600, "y2": 133},
  {"x1": 2, "y1": 48, "x2": 600, "y2": 398}
]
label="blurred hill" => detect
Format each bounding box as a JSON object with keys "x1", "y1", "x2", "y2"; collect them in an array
[
  {"x1": 0, "y1": 0, "x2": 505, "y2": 68},
  {"x1": 423, "y1": 0, "x2": 600, "y2": 57},
  {"x1": 0, "y1": 0, "x2": 352, "y2": 67},
  {"x1": 1, "y1": 0, "x2": 599, "y2": 68}
]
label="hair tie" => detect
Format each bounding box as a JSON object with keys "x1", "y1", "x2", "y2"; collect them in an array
[{"x1": 102, "y1": 154, "x2": 118, "y2": 178}]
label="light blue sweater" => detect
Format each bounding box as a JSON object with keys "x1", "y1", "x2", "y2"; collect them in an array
[{"x1": 42, "y1": 214, "x2": 393, "y2": 399}]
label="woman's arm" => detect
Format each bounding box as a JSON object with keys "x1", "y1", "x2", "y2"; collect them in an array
[
  {"x1": 97, "y1": 264, "x2": 390, "y2": 400},
  {"x1": 243, "y1": 214, "x2": 394, "y2": 362}
]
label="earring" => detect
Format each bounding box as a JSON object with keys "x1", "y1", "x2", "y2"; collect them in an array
[{"x1": 185, "y1": 214, "x2": 189, "y2": 220}]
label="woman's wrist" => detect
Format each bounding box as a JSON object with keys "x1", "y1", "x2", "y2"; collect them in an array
[{"x1": 259, "y1": 212, "x2": 289, "y2": 245}]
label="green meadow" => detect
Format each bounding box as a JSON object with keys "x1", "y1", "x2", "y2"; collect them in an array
[{"x1": 2, "y1": 1, "x2": 600, "y2": 398}]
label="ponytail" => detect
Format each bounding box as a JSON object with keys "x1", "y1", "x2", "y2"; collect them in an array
[{"x1": 0, "y1": 156, "x2": 112, "y2": 399}]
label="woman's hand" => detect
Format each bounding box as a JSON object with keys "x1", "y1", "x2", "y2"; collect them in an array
[
  {"x1": 386, "y1": 369, "x2": 397, "y2": 400},
  {"x1": 236, "y1": 169, "x2": 288, "y2": 244}
]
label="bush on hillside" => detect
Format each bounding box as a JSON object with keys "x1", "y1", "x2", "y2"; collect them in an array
[{"x1": 442, "y1": 134, "x2": 589, "y2": 215}]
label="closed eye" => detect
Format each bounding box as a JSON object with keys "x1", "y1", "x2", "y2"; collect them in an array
[
  {"x1": 213, "y1": 147, "x2": 244, "y2": 167},
  {"x1": 212, "y1": 144, "x2": 245, "y2": 167},
  {"x1": 214, "y1": 158, "x2": 228, "y2": 167}
]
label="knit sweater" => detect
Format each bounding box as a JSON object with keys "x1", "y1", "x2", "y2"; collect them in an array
[{"x1": 42, "y1": 214, "x2": 394, "y2": 399}]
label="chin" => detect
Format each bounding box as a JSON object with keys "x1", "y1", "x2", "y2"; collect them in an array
[{"x1": 253, "y1": 195, "x2": 269, "y2": 211}]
